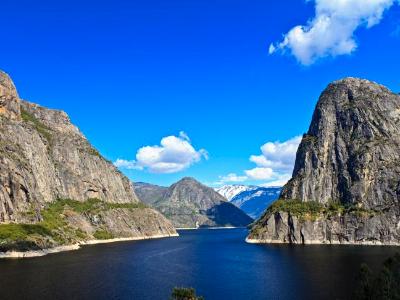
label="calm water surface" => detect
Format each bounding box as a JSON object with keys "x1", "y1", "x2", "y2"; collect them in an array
[{"x1": 0, "y1": 228, "x2": 398, "y2": 300}]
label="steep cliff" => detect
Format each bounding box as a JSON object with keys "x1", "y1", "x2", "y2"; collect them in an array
[
  {"x1": 248, "y1": 78, "x2": 400, "y2": 245},
  {"x1": 144, "y1": 177, "x2": 253, "y2": 228},
  {"x1": 0, "y1": 70, "x2": 177, "y2": 254}
]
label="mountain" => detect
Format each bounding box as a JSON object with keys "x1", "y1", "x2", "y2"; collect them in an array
[
  {"x1": 215, "y1": 185, "x2": 257, "y2": 201},
  {"x1": 0, "y1": 71, "x2": 176, "y2": 254},
  {"x1": 134, "y1": 182, "x2": 167, "y2": 205},
  {"x1": 141, "y1": 178, "x2": 253, "y2": 228},
  {"x1": 230, "y1": 187, "x2": 282, "y2": 219},
  {"x1": 248, "y1": 78, "x2": 400, "y2": 245},
  {"x1": 215, "y1": 185, "x2": 282, "y2": 219}
]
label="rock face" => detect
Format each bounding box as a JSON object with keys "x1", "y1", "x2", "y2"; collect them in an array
[
  {"x1": 134, "y1": 182, "x2": 168, "y2": 205},
  {"x1": 248, "y1": 78, "x2": 400, "y2": 245},
  {"x1": 0, "y1": 71, "x2": 20, "y2": 120},
  {"x1": 0, "y1": 70, "x2": 177, "y2": 252},
  {"x1": 139, "y1": 178, "x2": 253, "y2": 228}
]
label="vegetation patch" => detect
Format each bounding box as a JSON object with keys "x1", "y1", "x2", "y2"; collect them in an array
[
  {"x1": 267, "y1": 199, "x2": 324, "y2": 221},
  {"x1": 171, "y1": 287, "x2": 204, "y2": 300},
  {"x1": 302, "y1": 134, "x2": 318, "y2": 144},
  {"x1": 106, "y1": 202, "x2": 148, "y2": 210},
  {"x1": 21, "y1": 108, "x2": 53, "y2": 145},
  {"x1": 354, "y1": 253, "x2": 400, "y2": 299},
  {"x1": 0, "y1": 198, "x2": 147, "y2": 252},
  {"x1": 93, "y1": 230, "x2": 114, "y2": 240},
  {"x1": 265, "y1": 199, "x2": 378, "y2": 222}
]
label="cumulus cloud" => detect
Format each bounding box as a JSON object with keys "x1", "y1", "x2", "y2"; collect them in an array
[
  {"x1": 245, "y1": 167, "x2": 274, "y2": 180},
  {"x1": 270, "y1": 0, "x2": 398, "y2": 65},
  {"x1": 216, "y1": 173, "x2": 248, "y2": 185},
  {"x1": 248, "y1": 136, "x2": 302, "y2": 172},
  {"x1": 113, "y1": 159, "x2": 143, "y2": 170},
  {"x1": 114, "y1": 132, "x2": 208, "y2": 174},
  {"x1": 261, "y1": 174, "x2": 293, "y2": 188},
  {"x1": 244, "y1": 136, "x2": 301, "y2": 184},
  {"x1": 216, "y1": 136, "x2": 301, "y2": 187}
]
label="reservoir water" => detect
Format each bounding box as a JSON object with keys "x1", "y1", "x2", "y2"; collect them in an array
[{"x1": 0, "y1": 228, "x2": 398, "y2": 300}]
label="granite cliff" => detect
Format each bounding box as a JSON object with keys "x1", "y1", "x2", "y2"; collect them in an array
[
  {"x1": 248, "y1": 78, "x2": 400, "y2": 245},
  {"x1": 0, "y1": 71, "x2": 177, "y2": 255},
  {"x1": 136, "y1": 178, "x2": 253, "y2": 228}
]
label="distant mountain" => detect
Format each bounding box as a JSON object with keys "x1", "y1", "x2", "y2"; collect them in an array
[
  {"x1": 134, "y1": 182, "x2": 167, "y2": 205},
  {"x1": 215, "y1": 185, "x2": 258, "y2": 201},
  {"x1": 230, "y1": 187, "x2": 282, "y2": 219},
  {"x1": 136, "y1": 178, "x2": 253, "y2": 228}
]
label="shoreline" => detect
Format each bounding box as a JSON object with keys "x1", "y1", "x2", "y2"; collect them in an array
[
  {"x1": 177, "y1": 226, "x2": 246, "y2": 230},
  {"x1": 245, "y1": 237, "x2": 400, "y2": 246},
  {"x1": 0, "y1": 233, "x2": 179, "y2": 259}
]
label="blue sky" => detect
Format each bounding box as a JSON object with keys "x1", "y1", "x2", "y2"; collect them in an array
[{"x1": 1, "y1": 0, "x2": 400, "y2": 187}]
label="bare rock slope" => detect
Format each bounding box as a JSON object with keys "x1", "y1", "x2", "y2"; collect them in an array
[
  {"x1": 248, "y1": 78, "x2": 400, "y2": 245},
  {"x1": 0, "y1": 70, "x2": 176, "y2": 253}
]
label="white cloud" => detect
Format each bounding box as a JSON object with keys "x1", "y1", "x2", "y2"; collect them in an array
[
  {"x1": 113, "y1": 159, "x2": 143, "y2": 170},
  {"x1": 244, "y1": 136, "x2": 301, "y2": 185},
  {"x1": 245, "y1": 167, "x2": 274, "y2": 180},
  {"x1": 270, "y1": 0, "x2": 397, "y2": 65},
  {"x1": 261, "y1": 174, "x2": 292, "y2": 188},
  {"x1": 249, "y1": 136, "x2": 302, "y2": 172},
  {"x1": 114, "y1": 132, "x2": 208, "y2": 174},
  {"x1": 216, "y1": 173, "x2": 248, "y2": 185},
  {"x1": 216, "y1": 136, "x2": 302, "y2": 187}
]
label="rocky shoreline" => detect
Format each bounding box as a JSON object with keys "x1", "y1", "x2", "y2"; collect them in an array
[
  {"x1": 0, "y1": 233, "x2": 179, "y2": 259},
  {"x1": 245, "y1": 237, "x2": 400, "y2": 246}
]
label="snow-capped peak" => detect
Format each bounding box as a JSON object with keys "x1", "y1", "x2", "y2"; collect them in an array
[{"x1": 215, "y1": 185, "x2": 258, "y2": 201}]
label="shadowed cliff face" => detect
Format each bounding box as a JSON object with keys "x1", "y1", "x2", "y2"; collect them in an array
[
  {"x1": 0, "y1": 70, "x2": 176, "y2": 251},
  {"x1": 248, "y1": 78, "x2": 400, "y2": 245}
]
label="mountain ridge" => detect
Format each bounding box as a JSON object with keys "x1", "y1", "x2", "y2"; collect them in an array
[{"x1": 136, "y1": 178, "x2": 253, "y2": 228}]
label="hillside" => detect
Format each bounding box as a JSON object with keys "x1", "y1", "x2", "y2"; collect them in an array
[
  {"x1": 134, "y1": 182, "x2": 167, "y2": 205},
  {"x1": 0, "y1": 71, "x2": 177, "y2": 255}
]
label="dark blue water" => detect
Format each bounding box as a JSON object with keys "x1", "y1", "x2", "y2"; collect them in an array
[{"x1": 0, "y1": 228, "x2": 398, "y2": 300}]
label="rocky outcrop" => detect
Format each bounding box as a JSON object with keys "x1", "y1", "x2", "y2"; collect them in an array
[
  {"x1": 248, "y1": 78, "x2": 400, "y2": 245},
  {"x1": 0, "y1": 71, "x2": 20, "y2": 120},
  {"x1": 141, "y1": 177, "x2": 253, "y2": 228},
  {"x1": 0, "y1": 70, "x2": 177, "y2": 254}
]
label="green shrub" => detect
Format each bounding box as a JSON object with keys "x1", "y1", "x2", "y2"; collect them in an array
[
  {"x1": 93, "y1": 230, "x2": 114, "y2": 240},
  {"x1": 0, "y1": 223, "x2": 51, "y2": 241},
  {"x1": 265, "y1": 199, "x2": 378, "y2": 221},
  {"x1": 325, "y1": 201, "x2": 346, "y2": 217},
  {"x1": 0, "y1": 223, "x2": 53, "y2": 252},
  {"x1": 354, "y1": 253, "x2": 400, "y2": 300},
  {"x1": 171, "y1": 287, "x2": 204, "y2": 300},
  {"x1": 105, "y1": 202, "x2": 148, "y2": 210},
  {"x1": 267, "y1": 199, "x2": 324, "y2": 221}
]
